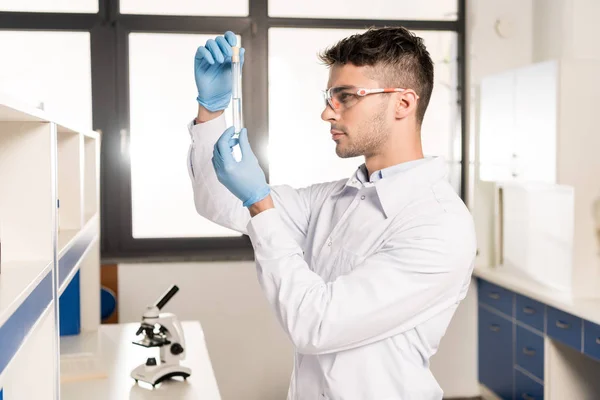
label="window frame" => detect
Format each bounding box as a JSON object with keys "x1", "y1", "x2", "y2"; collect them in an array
[{"x1": 0, "y1": 0, "x2": 467, "y2": 263}]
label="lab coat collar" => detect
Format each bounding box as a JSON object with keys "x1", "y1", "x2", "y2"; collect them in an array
[
  {"x1": 331, "y1": 157, "x2": 448, "y2": 219},
  {"x1": 378, "y1": 156, "x2": 448, "y2": 218}
]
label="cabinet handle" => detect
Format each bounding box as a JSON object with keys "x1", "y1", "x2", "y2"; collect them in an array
[
  {"x1": 596, "y1": 337, "x2": 600, "y2": 345},
  {"x1": 488, "y1": 292, "x2": 500, "y2": 300},
  {"x1": 523, "y1": 347, "x2": 536, "y2": 356},
  {"x1": 522, "y1": 394, "x2": 535, "y2": 400},
  {"x1": 489, "y1": 324, "x2": 501, "y2": 332},
  {"x1": 556, "y1": 320, "x2": 570, "y2": 329},
  {"x1": 523, "y1": 306, "x2": 536, "y2": 315}
]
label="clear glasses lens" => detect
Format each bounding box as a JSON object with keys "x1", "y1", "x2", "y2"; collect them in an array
[{"x1": 324, "y1": 87, "x2": 359, "y2": 110}]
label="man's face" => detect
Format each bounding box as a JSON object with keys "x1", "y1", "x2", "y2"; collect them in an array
[{"x1": 321, "y1": 64, "x2": 393, "y2": 159}]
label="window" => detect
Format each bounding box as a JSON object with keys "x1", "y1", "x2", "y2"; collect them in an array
[
  {"x1": 0, "y1": 31, "x2": 92, "y2": 131},
  {"x1": 268, "y1": 28, "x2": 363, "y2": 187},
  {"x1": 128, "y1": 32, "x2": 242, "y2": 238},
  {"x1": 1, "y1": 0, "x2": 465, "y2": 260},
  {"x1": 268, "y1": 0, "x2": 457, "y2": 20},
  {"x1": 0, "y1": 0, "x2": 97, "y2": 13},
  {"x1": 120, "y1": 0, "x2": 248, "y2": 16}
]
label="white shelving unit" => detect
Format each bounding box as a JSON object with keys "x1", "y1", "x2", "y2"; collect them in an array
[{"x1": 0, "y1": 93, "x2": 100, "y2": 400}]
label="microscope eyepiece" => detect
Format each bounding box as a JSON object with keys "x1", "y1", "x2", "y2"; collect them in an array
[{"x1": 155, "y1": 285, "x2": 179, "y2": 310}]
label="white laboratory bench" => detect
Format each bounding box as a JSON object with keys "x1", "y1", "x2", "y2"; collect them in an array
[{"x1": 60, "y1": 321, "x2": 222, "y2": 400}]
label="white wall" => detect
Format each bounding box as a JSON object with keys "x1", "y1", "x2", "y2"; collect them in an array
[
  {"x1": 469, "y1": 0, "x2": 534, "y2": 268},
  {"x1": 532, "y1": 0, "x2": 600, "y2": 62}
]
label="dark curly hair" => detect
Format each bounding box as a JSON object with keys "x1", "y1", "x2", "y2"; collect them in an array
[{"x1": 318, "y1": 26, "x2": 434, "y2": 124}]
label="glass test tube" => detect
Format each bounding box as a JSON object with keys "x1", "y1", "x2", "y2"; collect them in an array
[{"x1": 232, "y1": 46, "x2": 243, "y2": 138}]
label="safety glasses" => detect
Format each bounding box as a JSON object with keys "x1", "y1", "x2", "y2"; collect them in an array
[{"x1": 322, "y1": 86, "x2": 415, "y2": 111}]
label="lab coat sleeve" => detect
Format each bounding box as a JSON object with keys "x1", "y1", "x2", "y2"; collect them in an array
[
  {"x1": 187, "y1": 115, "x2": 313, "y2": 246},
  {"x1": 246, "y1": 207, "x2": 477, "y2": 355}
]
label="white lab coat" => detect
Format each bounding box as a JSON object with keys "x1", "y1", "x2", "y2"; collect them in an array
[{"x1": 187, "y1": 114, "x2": 477, "y2": 400}]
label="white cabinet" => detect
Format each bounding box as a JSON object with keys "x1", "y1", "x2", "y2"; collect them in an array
[
  {"x1": 479, "y1": 69, "x2": 517, "y2": 180},
  {"x1": 479, "y1": 60, "x2": 557, "y2": 183},
  {"x1": 478, "y1": 58, "x2": 600, "y2": 298}
]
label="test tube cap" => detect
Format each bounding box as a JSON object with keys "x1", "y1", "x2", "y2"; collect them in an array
[{"x1": 232, "y1": 46, "x2": 240, "y2": 62}]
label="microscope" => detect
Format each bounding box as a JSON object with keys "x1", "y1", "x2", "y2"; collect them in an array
[{"x1": 131, "y1": 285, "x2": 191, "y2": 387}]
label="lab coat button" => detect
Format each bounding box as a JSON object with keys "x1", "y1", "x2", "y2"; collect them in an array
[
  {"x1": 327, "y1": 241, "x2": 332, "y2": 247},
  {"x1": 361, "y1": 195, "x2": 366, "y2": 200}
]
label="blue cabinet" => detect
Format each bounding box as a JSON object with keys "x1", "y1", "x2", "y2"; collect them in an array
[
  {"x1": 479, "y1": 307, "x2": 514, "y2": 399},
  {"x1": 583, "y1": 321, "x2": 600, "y2": 361},
  {"x1": 516, "y1": 294, "x2": 545, "y2": 332},
  {"x1": 546, "y1": 306, "x2": 582, "y2": 351},
  {"x1": 479, "y1": 280, "x2": 514, "y2": 317},
  {"x1": 478, "y1": 278, "x2": 600, "y2": 400},
  {"x1": 515, "y1": 369, "x2": 544, "y2": 400},
  {"x1": 516, "y1": 326, "x2": 544, "y2": 380}
]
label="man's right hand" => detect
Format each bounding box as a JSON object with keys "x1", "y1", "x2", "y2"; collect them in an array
[{"x1": 194, "y1": 31, "x2": 245, "y2": 113}]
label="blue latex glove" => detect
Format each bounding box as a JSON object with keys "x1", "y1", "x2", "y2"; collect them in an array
[
  {"x1": 212, "y1": 126, "x2": 270, "y2": 207},
  {"x1": 195, "y1": 31, "x2": 245, "y2": 112}
]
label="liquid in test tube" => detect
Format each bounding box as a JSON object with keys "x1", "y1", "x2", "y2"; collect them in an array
[{"x1": 232, "y1": 46, "x2": 243, "y2": 138}]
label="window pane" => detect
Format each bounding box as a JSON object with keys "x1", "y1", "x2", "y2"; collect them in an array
[
  {"x1": 268, "y1": 28, "x2": 460, "y2": 191},
  {"x1": 120, "y1": 0, "x2": 248, "y2": 16},
  {"x1": 0, "y1": 31, "x2": 92, "y2": 130},
  {"x1": 268, "y1": 0, "x2": 457, "y2": 20},
  {"x1": 0, "y1": 0, "x2": 97, "y2": 13},
  {"x1": 129, "y1": 33, "x2": 242, "y2": 238}
]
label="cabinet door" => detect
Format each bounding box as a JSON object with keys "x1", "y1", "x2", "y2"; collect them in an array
[
  {"x1": 479, "y1": 306, "x2": 514, "y2": 399},
  {"x1": 515, "y1": 368, "x2": 544, "y2": 400},
  {"x1": 479, "y1": 70, "x2": 517, "y2": 182},
  {"x1": 583, "y1": 320, "x2": 600, "y2": 361},
  {"x1": 513, "y1": 61, "x2": 558, "y2": 183},
  {"x1": 516, "y1": 326, "x2": 544, "y2": 380}
]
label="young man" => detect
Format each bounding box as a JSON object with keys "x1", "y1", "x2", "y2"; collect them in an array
[{"x1": 188, "y1": 28, "x2": 476, "y2": 400}]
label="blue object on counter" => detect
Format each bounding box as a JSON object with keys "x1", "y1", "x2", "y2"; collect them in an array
[
  {"x1": 101, "y1": 286, "x2": 117, "y2": 321},
  {"x1": 59, "y1": 271, "x2": 81, "y2": 336}
]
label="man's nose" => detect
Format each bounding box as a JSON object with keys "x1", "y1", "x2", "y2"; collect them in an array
[{"x1": 321, "y1": 104, "x2": 338, "y2": 122}]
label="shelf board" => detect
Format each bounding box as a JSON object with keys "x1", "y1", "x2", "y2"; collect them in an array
[
  {"x1": 58, "y1": 214, "x2": 99, "y2": 293},
  {"x1": 0, "y1": 260, "x2": 52, "y2": 328},
  {"x1": 58, "y1": 229, "x2": 81, "y2": 258},
  {"x1": 56, "y1": 122, "x2": 98, "y2": 139},
  {"x1": 0, "y1": 92, "x2": 99, "y2": 139},
  {"x1": 84, "y1": 212, "x2": 97, "y2": 227},
  {"x1": 0, "y1": 93, "x2": 47, "y2": 123}
]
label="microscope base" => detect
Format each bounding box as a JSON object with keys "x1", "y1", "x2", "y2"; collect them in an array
[{"x1": 131, "y1": 362, "x2": 191, "y2": 387}]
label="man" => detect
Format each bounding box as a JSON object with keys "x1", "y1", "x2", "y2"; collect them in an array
[{"x1": 188, "y1": 27, "x2": 476, "y2": 400}]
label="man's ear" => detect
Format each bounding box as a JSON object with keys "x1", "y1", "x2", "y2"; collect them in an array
[{"x1": 394, "y1": 90, "x2": 419, "y2": 119}]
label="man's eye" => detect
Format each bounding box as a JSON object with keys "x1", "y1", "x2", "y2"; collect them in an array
[{"x1": 338, "y1": 93, "x2": 353, "y2": 103}]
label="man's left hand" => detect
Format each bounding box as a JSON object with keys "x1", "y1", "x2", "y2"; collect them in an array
[{"x1": 212, "y1": 126, "x2": 271, "y2": 208}]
